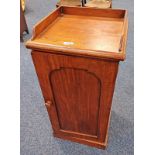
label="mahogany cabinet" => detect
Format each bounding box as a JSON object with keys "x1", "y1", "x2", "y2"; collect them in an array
[{"x1": 26, "y1": 6, "x2": 128, "y2": 149}]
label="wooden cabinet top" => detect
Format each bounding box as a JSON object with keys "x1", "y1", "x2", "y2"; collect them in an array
[{"x1": 26, "y1": 6, "x2": 128, "y2": 61}]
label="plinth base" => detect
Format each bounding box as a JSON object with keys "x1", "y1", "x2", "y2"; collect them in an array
[{"x1": 53, "y1": 132, "x2": 108, "y2": 149}]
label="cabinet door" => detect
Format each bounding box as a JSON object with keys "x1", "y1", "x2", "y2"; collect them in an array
[{"x1": 31, "y1": 51, "x2": 118, "y2": 148}]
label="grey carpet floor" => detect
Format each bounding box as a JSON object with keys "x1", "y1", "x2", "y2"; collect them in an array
[{"x1": 20, "y1": 0, "x2": 134, "y2": 154}]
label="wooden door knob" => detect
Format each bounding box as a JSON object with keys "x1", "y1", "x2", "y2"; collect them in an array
[{"x1": 45, "y1": 100, "x2": 52, "y2": 107}]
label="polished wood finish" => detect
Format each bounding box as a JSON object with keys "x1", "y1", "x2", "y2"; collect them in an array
[
  {"x1": 56, "y1": 0, "x2": 111, "y2": 8},
  {"x1": 31, "y1": 52, "x2": 119, "y2": 149},
  {"x1": 21, "y1": 0, "x2": 26, "y2": 11},
  {"x1": 26, "y1": 6, "x2": 127, "y2": 61},
  {"x1": 56, "y1": 0, "x2": 82, "y2": 7},
  {"x1": 85, "y1": 0, "x2": 112, "y2": 9},
  {"x1": 25, "y1": 6, "x2": 128, "y2": 149}
]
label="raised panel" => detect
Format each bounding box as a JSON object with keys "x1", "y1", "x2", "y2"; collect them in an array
[{"x1": 50, "y1": 67, "x2": 101, "y2": 137}]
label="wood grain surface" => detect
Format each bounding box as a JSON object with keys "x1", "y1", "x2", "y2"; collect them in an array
[
  {"x1": 85, "y1": 0, "x2": 112, "y2": 9},
  {"x1": 25, "y1": 6, "x2": 128, "y2": 149},
  {"x1": 26, "y1": 6, "x2": 128, "y2": 61},
  {"x1": 31, "y1": 52, "x2": 119, "y2": 148}
]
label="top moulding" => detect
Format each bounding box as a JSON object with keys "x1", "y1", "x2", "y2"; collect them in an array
[{"x1": 26, "y1": 6, "x2": 128, "y2": 61}]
